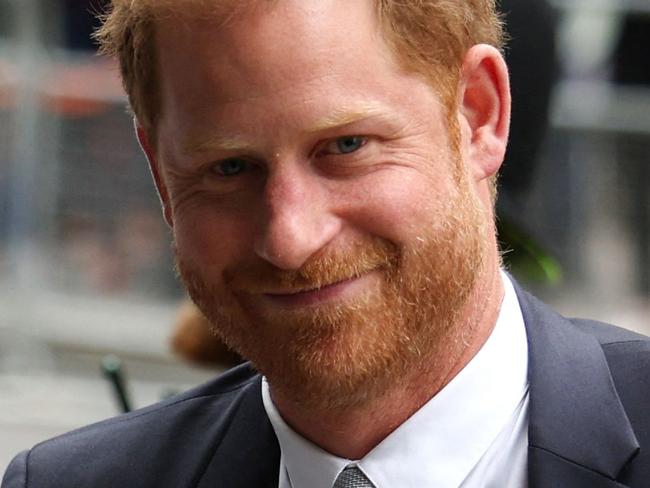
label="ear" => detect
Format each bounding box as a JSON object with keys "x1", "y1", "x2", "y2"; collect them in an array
[
  {"x1": 135, "y1": 121, "x2": 174, "y2": 227},
  {"x1": 457, "y1": 44, "x2": 511, "y2": 183}
]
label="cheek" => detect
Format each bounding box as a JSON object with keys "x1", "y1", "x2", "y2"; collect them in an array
[
  {"x1": 172, "y1": 206, "x2": 251, "y2": 271},
  {"x1": 340, "y1": 170, "x2": 450, "y2": 244}
]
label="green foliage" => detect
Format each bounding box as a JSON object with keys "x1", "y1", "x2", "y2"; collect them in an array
[{"x1": 498, "y1": 217, "x2": 562, "y2": 285}]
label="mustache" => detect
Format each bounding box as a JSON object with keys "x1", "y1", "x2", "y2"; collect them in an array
[{"x1": 224, "y1": 238, "x2": 400, "y2": 294}]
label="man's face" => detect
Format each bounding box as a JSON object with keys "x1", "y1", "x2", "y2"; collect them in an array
[{"x1": 152, "y1": 0, "x2": 489, "y2": 409}]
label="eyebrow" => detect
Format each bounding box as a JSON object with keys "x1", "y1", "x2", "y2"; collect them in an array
[
  {"x1": 181, "y1": 134, "x2": 255, "y2": 156},
  {"x1": 181, "y1": 102, "x2": 391, "y2": 155},
  {"x1": 306, "y1": 102, "x2": 391, "y2": 133}
]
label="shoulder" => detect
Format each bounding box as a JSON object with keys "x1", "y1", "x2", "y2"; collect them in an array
[
  {"x1": 515, "y1": 281, "x2": 650, "y2": 423},
  {"x1": 570, "y1": 317, "x2": 650, "y2": 375},
  {"x1": 515, "y1": 281, "x2": 649, "y2": 359},
  {"x1": 568, "y1": 317, "x2": 650, "y2": 389},
  {"x1": 570, "y1": 317, "x2": 649, "y2": 346},
  {"x1": 2, "y1": 364, "x2": 264, "y2": 488},
  {"x1": 570, "y1": 315, "x2": 650, "y2": 380}
]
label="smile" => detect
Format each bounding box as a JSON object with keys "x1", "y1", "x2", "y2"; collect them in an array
[{"x1": 262, "y1": 272, "x2": 376, "y2": 308}]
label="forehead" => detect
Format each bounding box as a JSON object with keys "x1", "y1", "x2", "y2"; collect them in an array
[
  {"x1": 153, "y1": 0, "x2": 411, "y2": 132},
  {"x1": 153, "y1": 0, "x2": 386, "y2": 78}
]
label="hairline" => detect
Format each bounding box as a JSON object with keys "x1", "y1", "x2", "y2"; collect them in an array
[{"x1": 116, "y1": 1, "x2": 471, "y2": 144}]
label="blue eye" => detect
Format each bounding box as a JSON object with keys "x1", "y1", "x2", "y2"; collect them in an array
[
  {"x1": 335, "y1": 136, "x2": 365, "y2": 154},
  {"x1": 320, "y1": 136, "x2": 367, "y2": 156},
  {"x1": 213, "y1": 158, "x2": 248, "y2": 177}
]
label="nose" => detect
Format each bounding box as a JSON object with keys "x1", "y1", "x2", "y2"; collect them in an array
[{"x1": 254, "y1": 164, "x2": 341, "y2": 270}]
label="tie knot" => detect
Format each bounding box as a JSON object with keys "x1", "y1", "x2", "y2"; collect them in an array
[{"x1": 333, "y1": 465, "x2": 375, "y2": 488}]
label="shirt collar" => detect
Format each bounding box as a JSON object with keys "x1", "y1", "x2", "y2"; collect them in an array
[{"x1": 262, "y1": 272, "x2": 528, "y2": 488}]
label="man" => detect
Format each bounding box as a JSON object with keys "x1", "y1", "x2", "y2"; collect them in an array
[{"x1": 3, "y1": 1, "x2": 649, "y2": 487}]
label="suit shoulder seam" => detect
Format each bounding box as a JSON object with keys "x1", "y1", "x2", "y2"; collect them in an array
[
  {"x1": 31, "y1": 376, "x2": 258, "y2": 451},
  {"x1": 601, "y1": 339, "x2": 649, "y2": 347}
]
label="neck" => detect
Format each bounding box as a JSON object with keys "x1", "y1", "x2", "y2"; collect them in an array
[{"x1": 270, "y1": 248, "x2": 505, "y2": 460}]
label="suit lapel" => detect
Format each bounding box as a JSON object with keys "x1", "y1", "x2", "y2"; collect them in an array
[
  {"x1": 197, "y1": 376, "x2": 280, "y2": 488},
  {"x1": 515, "y1": 285, "x2": 639, "y2": 487}
]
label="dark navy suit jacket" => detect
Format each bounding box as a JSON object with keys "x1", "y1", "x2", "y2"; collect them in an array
[{"x1": 3, "y1": 286, "x2": 649, "y2": 487}]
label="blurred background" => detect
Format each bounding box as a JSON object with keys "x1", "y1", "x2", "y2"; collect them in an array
[{"x1": 0, "y1": 0, "x2": 649, "y2": 471}]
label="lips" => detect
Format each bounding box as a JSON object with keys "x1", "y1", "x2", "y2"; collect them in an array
[
  {"x1": 265, "y1": 276, "x2": 354, "y2": 296},
  {"x1": 261, "y1": 273, "x2": 372, "y2": 308}
]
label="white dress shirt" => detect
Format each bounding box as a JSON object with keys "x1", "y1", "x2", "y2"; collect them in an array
[{"x1": 262, "y1": 273, "x2": 529, "y2": 488}]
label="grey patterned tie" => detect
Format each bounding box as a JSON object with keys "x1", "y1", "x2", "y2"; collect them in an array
[{"x1": 333, "y1": 465, "x2": 375, "y2": 488}]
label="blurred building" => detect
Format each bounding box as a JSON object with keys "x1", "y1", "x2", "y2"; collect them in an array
[{"x1": 0, "y1": 0, "x2": 211, "y2": 471}]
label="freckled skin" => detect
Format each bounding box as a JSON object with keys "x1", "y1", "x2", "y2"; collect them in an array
[{"x1": 140, "y1": 0, "x2": 510, "y2": 460}]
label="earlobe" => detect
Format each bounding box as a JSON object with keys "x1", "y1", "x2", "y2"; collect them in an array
[
  {"x1": 135, "y1": 122, "x2": 174, "y2": 227},
  {"x1": 458, "y1": 44, "x2": 511, "y2": 182}
]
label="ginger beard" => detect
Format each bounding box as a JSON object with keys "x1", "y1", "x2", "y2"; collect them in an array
[{"x1": 175, "y1": 158, "x2": 488, "y2": 411}]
